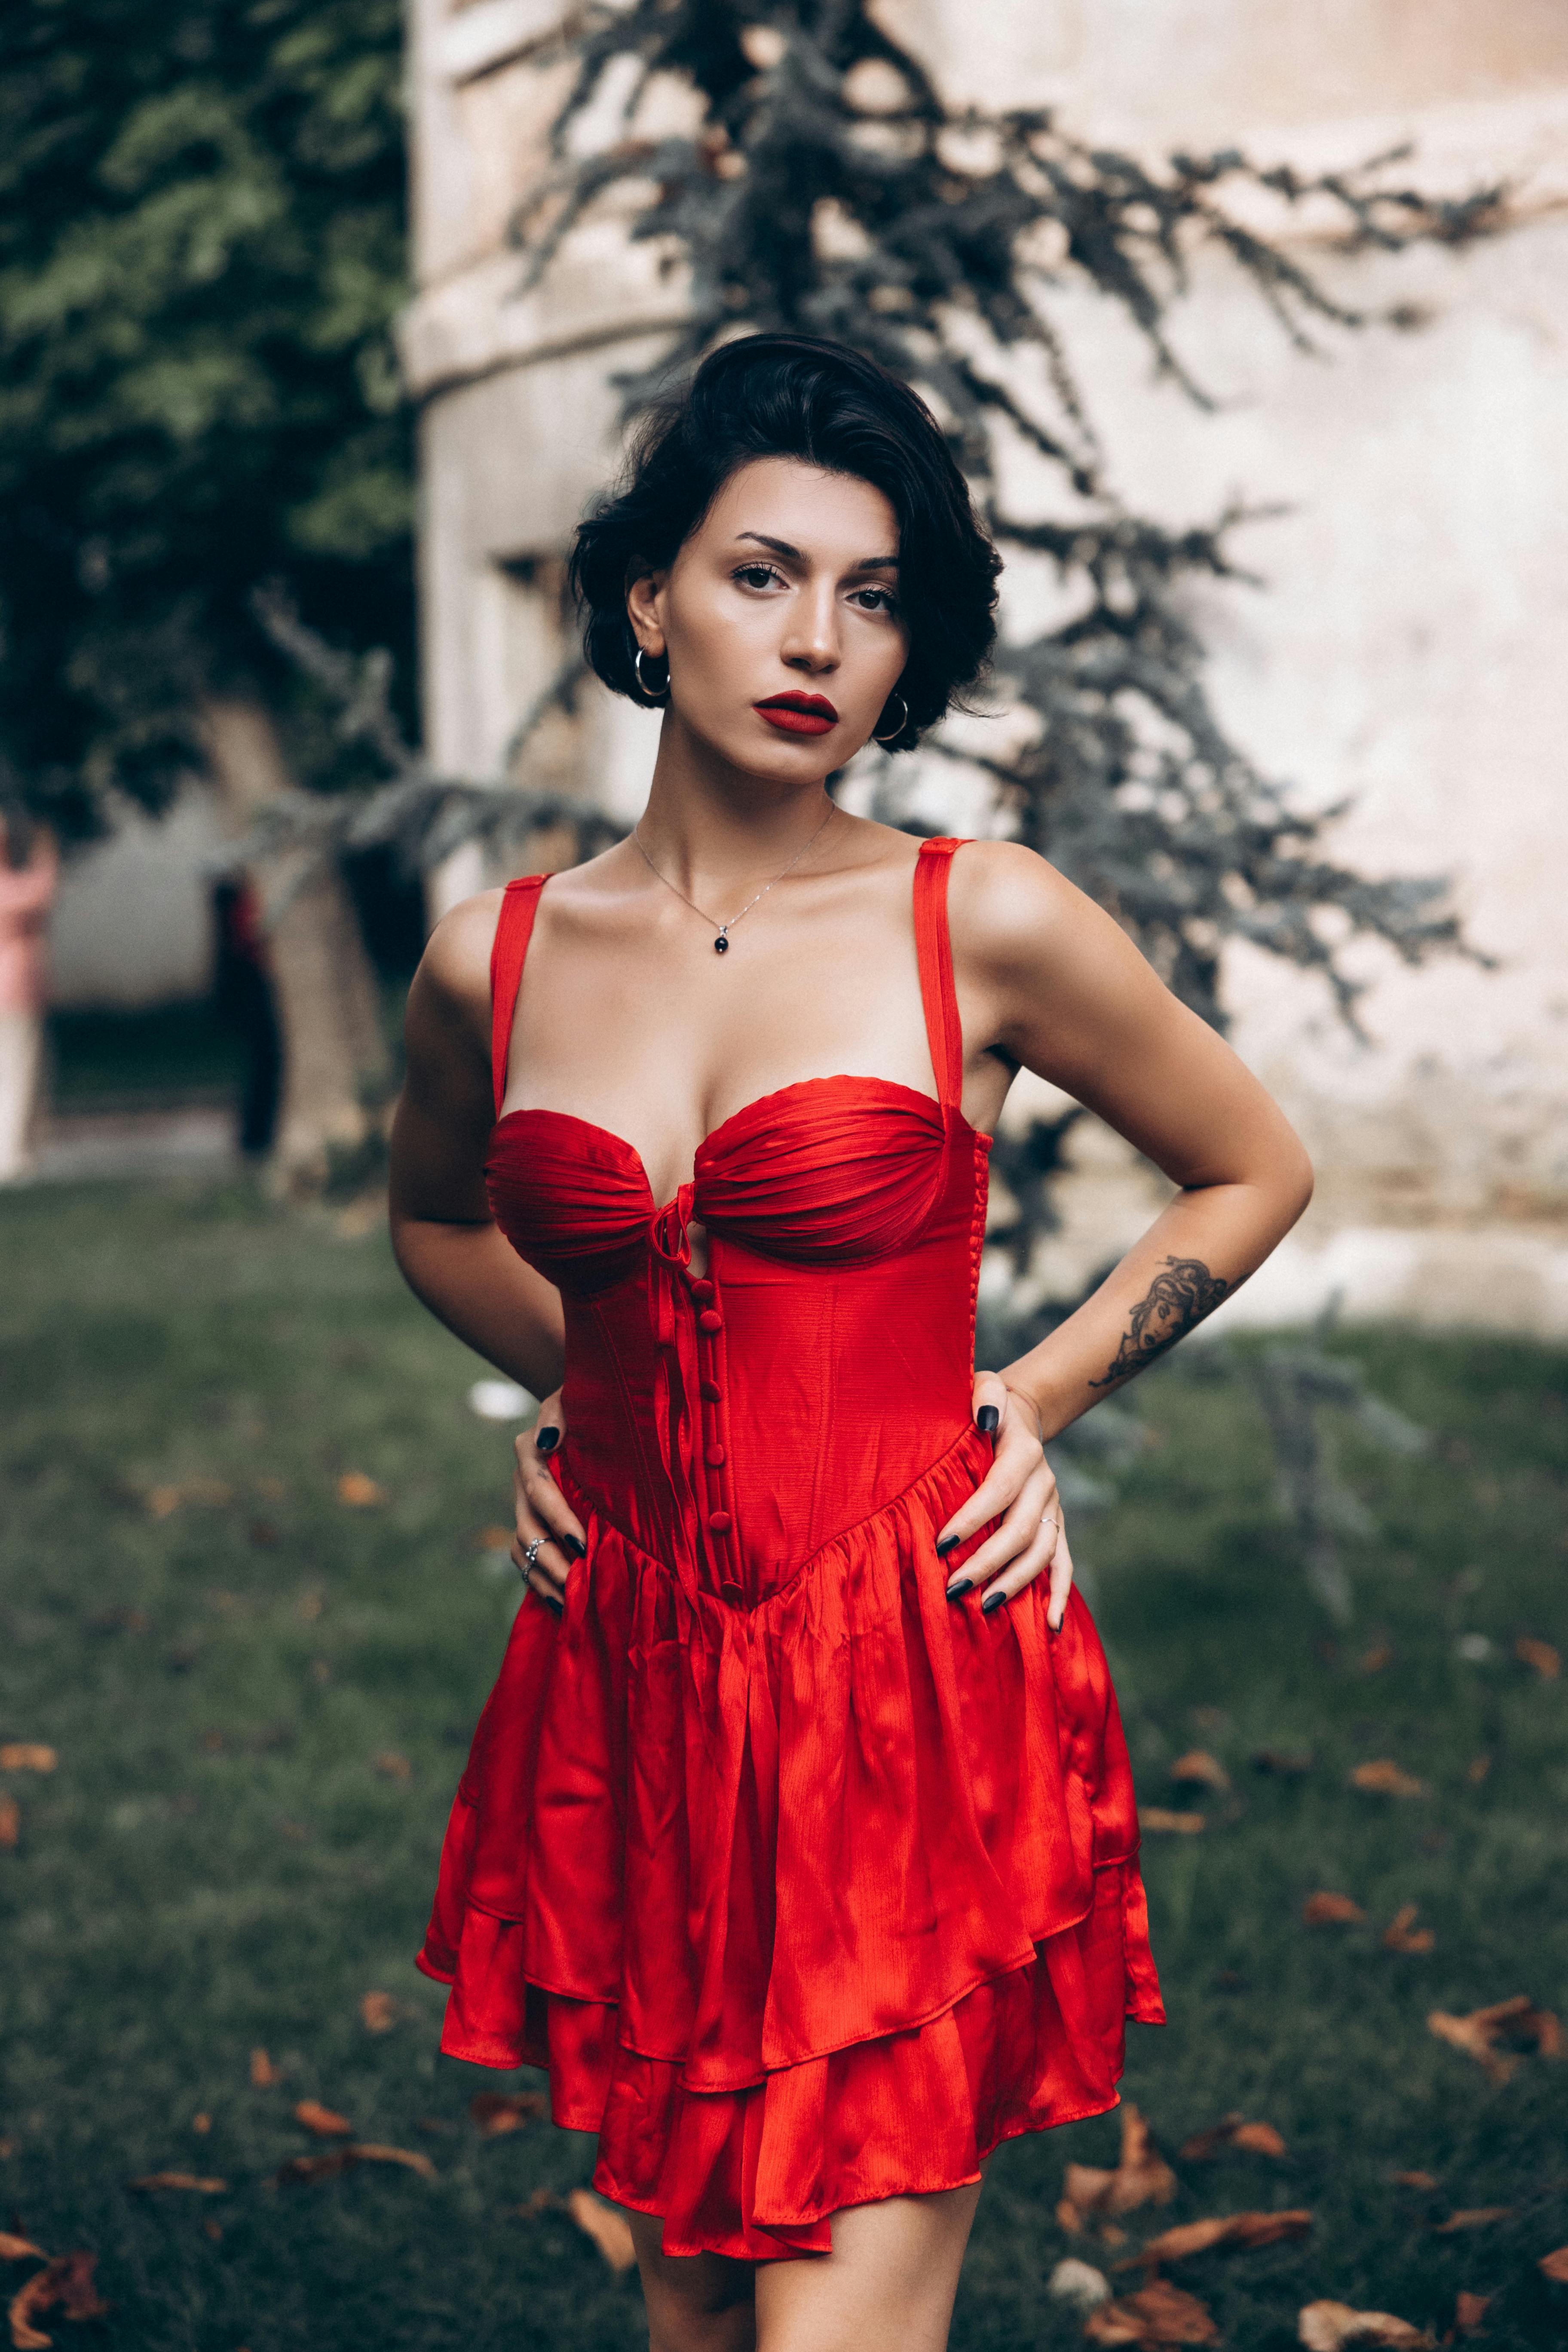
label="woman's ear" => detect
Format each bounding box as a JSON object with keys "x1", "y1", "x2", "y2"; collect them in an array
[{"x1": 625, "y1": 564, "x2": 668, "y2": 655}]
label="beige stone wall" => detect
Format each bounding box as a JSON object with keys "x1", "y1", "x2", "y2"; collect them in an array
[{"x1": 401, "y1": 0, "x2": 1568, "y2": 1333}]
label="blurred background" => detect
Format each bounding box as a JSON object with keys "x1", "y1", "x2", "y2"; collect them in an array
[{"x1": 1, "y1": 6, "x2": 1565, "y2": 2350}]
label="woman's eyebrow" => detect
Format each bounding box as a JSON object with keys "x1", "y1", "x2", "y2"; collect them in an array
[{"x1": 735, "y1": 531, "x2": 900, "y2": 569}]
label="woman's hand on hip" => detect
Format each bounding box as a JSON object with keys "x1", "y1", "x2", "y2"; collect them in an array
[
  {"x1": 935, "y1": 1371, "x2": 1074, "y2": 1632},
  {"x1": 511, "y1": 1389, "x2": 586, "y2": 1615}
]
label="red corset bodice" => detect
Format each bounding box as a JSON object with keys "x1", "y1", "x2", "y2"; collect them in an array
[{"x1": 483, "y1": 842, "x2": 990, "y2": 1600}]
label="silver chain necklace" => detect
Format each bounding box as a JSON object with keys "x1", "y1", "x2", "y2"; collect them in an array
[{"x1": 630, "y1": 803, "x2": 836, "y2": 955}]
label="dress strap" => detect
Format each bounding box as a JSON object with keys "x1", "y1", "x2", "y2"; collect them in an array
[
  {"x1": 913, "y1": 838, "x2": 970, "y2": 1111},
  {"x1": 490, "y1": 875, "x2": 548, "y2": 1118}
]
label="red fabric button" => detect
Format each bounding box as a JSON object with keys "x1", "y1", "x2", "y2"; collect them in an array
[
  {"x1": 704, "y1": 1444, "x2": 726, "y2": 1467},
  {"x1": 699, "y1": 1379, "x2": 722, "y2": 1402},
  {"x1": 707, "y1": 1510, "x2": 732, "y2": 1534},
  {"x1": 698, "y1": 1309, "x2": 724, "y2": 1334},
  {"x1": 690, "y1": 1278, "x2": 714, "y2": 1302}
]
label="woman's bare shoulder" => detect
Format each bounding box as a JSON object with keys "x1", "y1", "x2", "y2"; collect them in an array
[
  {"x1": 416, "y1": 887, "x2": 505, "y2": 1023},
  {"x1": 945, "y1": 838, "x2": 1084, "y2": 974}
]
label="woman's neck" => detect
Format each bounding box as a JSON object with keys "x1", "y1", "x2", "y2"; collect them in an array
[{"x1": 633, "y1": 710, "x2": 838, "y2": 893}]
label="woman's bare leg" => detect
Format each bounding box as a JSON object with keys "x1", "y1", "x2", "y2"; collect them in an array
[
  {"x1": 626, "y1": 2210, "x2": 757, "y2": 2352},
  {"x1": 754, "y1": 2183, "x2": 983, "y2": 2352}
]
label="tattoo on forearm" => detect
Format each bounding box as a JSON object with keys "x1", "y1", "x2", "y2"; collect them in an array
[{"x1": 1087, "y1": 1256, "x2": 1230, "y2": 1390}]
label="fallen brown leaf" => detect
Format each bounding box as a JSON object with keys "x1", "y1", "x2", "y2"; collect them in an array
[
  {"x1": 294, "y1": 2100, "x2": 352, "y2": 2138},
  {"x1": 0, "y1": 2239, "x2": 44, "y2": 2264},
  {"x1": 191, "y1": 2113, "x2": 210, "y2": 2135},
  {"x1": 0, "y1": 1747, "x2": 55, "y2": 1775},
  {"x1": 469, "y1": 2091, "x2": 548, "y2": 2138},
  {"x1": 248, "y1": 2047, "x2": 277, "y2": 2089},
  {"x1": 1304, "y1": 1892, "x2": 1366, "y2": 1926},
  {"x1": 0, "y1": 1797, "x2": 18, "y2": 1854},
  {"x1": 1138, "y1": 1810, "x2": 1206, "y2": 1835},
  {"x1": 1350, "y1": 1761, "x2": 1428, "y2": 1798},
  {"x1": 373, "y1": 1752, "x2": 411, "y2": 1783},
  {"x1": 1358, "y1": 1644, "x2": 1394, "y2": 1674},
  {"x1": 1298, "y1": 2301, "x2": 1433, "y2": 2349},
  {"x1": 8, "y1": 2251, "x2": 109, "y2": 2349},
  {"x1": 1169, "y1": 1752, "x2": 1230, "y2": 1792},
  {"x1": 1252, "y1": 1749, "x2": 1313, "y2": 1777},
  {"x1": 567, "y1": 2188, "x2": 637, "y2": 2271},
  {"x1": 1433, "y1": 2208, "x2": 1511, "y2": 2233},
  {"x1": 360, "y1": 1991, "x2": 398, "y2": 2034},
  {"x1": 337, "y1": 1472, "x2": 385, "y2": 1508},
  {"x1": 346, "y1": 2143, "x2": 437, "y2": 2180},
  {"x1": 1178, "y1": 2115, "x2": 1288, "y2": 2162},
  {"x1": 1451, "y1": 2291, "x2": 1489, "y2": 2337},
  {"x1": 1427, "y1": 1995, "x2": 1561, "y2": 2084},
  {"x1": 1393, "y1": 2171, "x2": 1441, "y2": 2192},
  {"x1": 127, "y1": 2173, "x2": 228, "y2": 2194},
  {"x1": 1061, "y1": 2105, "x2": 1178, "y2": 2235},
  {"x1": 1538, "y1": 2245, "x2": 1568, "y2": 2282},
  {"x1": 1382, "y1": 1905, "x2": 1436, "y2": 1955},
  {"x1": 1133, "y1": 2210, "x2": 1313, "y2": 2270},
  {"x1": 516, "y1": 2187, "x2": 562, "y2": 2219},
  {"x1": 202, "y1": 2221, "x2": 222, "y2": 2244},
  {"x1": 1465, "y1": 1755, "x2": 1491, "y2": 1785},
  {"x1": 1085, "y1": 2278, "x2": 1219, "y2": 2345},
  {"x1": 1514, "y1": 1635, "x2": 1560, "y2": 1680}
]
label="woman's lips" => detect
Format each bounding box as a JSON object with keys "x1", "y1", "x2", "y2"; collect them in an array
[{"x1": 754, "y1": 695, "x2": 839, "y2": 737}]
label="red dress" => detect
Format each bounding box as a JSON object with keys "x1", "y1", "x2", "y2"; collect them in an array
[{"x1": 417, "y1": 836, "x2": 1163, "y2": 2259}]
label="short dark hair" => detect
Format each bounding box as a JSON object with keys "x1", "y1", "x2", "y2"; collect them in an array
[{"x1": 569, "y1": 334, "x2": 1000, "y2": 752}]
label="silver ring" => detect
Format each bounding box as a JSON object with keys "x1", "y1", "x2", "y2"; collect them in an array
[
  {"x1": 1041, "y1": 1513, "x2": 1059, "y2": 1533},
  {"x1": 521, "y1": 1537, "x2": 545, "y2": 1574}
]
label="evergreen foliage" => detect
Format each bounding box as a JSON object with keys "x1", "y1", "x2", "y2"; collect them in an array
[{"x1": 0, "y1": 0, "x2": 413, "y2": 853}]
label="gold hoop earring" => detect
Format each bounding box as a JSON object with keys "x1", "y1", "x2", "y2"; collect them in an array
[
  {"x1": 873, "y1": 689, "x2": 909, "y2": 745},
  {"x1": 633, "y1": 647, "x2": 669, "y2": 704}
]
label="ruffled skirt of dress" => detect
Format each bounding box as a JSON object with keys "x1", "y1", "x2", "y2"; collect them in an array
[{"x1": 416, "y1": 1427, "x2": 1164, "y2": 2260}]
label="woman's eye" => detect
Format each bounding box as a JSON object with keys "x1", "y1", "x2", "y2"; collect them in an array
[
  {"x1": 734, "y1": 564, "x2": 781, "y2": 590},
  {"x1": 852, "y1": 587, "x2": 897, "y2": 613}
]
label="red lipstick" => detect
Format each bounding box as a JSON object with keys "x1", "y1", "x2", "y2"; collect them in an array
[{"x1": 754, "y1": 692, "x2": 839, "y2": 737}]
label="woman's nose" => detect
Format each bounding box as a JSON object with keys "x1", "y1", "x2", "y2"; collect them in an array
[{"x1": 779, "y1": 584, "x2": 840, "y2": 671}]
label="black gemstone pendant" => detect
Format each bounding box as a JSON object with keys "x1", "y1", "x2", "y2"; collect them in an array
[{"x1": 714, "y1": 933, "x2": 729, "y2": 955}]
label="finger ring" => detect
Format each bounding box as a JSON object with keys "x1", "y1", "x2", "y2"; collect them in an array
[
  {"x1": 1041, "y1": 1513, "x2": 1059, "y2": 1533},
  {"x1": 521, "y1": 1537, "x2": 545, "y2": 1574}
]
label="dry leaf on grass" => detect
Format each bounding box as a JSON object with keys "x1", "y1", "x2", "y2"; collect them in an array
[
  {"x1": 248, "y1": 2047, "x2": 277, "y2": 2088},
  {"x1": 1139, "y1": 1810, "x2": 1206, "y2": 1835},
  {"x1": 1350, "y1": 1761, "x2": 1428, "y2": 1798},
  {"x1": 469, "y1": 2091, "x2": 548, "y2": 2138},
  {"x1": 1358, "y1": 1644, "x2": 1394, "y2": 1674},
  {"x1": 337, "y1": 1472, "x2": 385, "y2": 1508},
  {"x1": 1304, "y1": 1892, "x2": 1366, "y2": 1926},
  {"x1": 1514, "y1": 1636, "x2": 1560, "y2": 1680},
  {"x1": 567, "y1": 2188, "x2": 637, "y2": 2271},
  {"x1": 127, "y1": 2173, "x2": 227, "y2": 2194},
  {"x1": 1465, "y1": 1755, "x2": 1491, "y2": 1785},
  {"x1": 1433, "y1": 2208, "x2": 1511, "y2": 2233},
  {"x1": 8, "y1": 2251, "x2": 109, "y2": 2349},
  {"x1": 373, "y1": 1752, "x2": 412, "y2": 1783},
  {"x1": 1297, "y1": 2301, "x2": 1433, "y2": 2350},
  {"x1": 294, "y1": 2100, "x2": 352, "y2": 2138},
  {"x1": 1393, "y1": 2172, "x2": 1440, "y2": 2192},
  {"x1": 1252, "y1": 1748, "x2": 1313, "y2": 1777},
  {"x1": 1451, "y1": 2292, "x2": 1489, "y2": 2337},
  {"x1": 1382, "y1": 1905, "x2": 1435, "y2": 1954},
  {"x1": 1179, "y1": 2116, "x2": 1288, "y2": 2162},
  {"x1": 1060, "y1": 2106, "x2": 1178, "y2": 2236},
  {"x1": 1427, "y1": 1995, "x2": 1561, "y2": 2084},
  {"x1": 346, "y1": 2144, "x2": 436, "y2": 2180},
  {"x1": 360, "y1": 1991, "x2": 398, "y2": 2033},
  {"x1": 276, "y1": 2151, "x2": 356, "y2": 2186},
  {"x1": 1538, "y1": 2245, "x2": 1568, "y2": 2282},
  {"x1": 0, "y1": 1798, "x2": 18, "y2": 1854},
  {"x1": 1169, "y1": 1752, "x2": 1230, "y2": 1792},
  {"x1": 0, "y1": 2240, "x2": 45, "y2": 2265},
  {"x1": 1131, "y1": 2211, "x2": 1313, "y2": 2271},
  {"x1": 1084, "y1": 2279, "x2": 1219, "y2": 2345},
  {"x1": 0, "y1": 1747, "x2": 55, "y2": 1775},
  {"x1": 191, "y1": 2113, "x2": 210, "y2": 2135}
]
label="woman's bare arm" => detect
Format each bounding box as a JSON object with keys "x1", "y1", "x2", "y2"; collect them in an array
[
  {"x1": 953, "y1": 842, "x2": 1314, "y2": 1442},
  {"x1": 388, "y1": 894, "x2": 567, "y2": 1400}
]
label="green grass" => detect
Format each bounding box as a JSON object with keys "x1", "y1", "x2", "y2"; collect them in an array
[{"x1": 0, "y1": 1179, "x2": 1564, "y2": 2352}]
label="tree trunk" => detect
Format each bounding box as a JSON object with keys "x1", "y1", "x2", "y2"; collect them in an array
[{"x1": 202, "y1": 695, "x2": 389, "y2": 1194}]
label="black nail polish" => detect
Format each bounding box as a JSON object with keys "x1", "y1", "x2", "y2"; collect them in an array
[
  {"x1": 935, "y1": 1534, "x2": 959, "y2": 1558},
  {"x1": 566, "y1": 1535, "x2": 587, "y2": 1560},
  {"x1": 977, "y1": 1405, "x2": 1000, "y2": 1435},
  {"x1": 981, "y1": 1589, "x2": 1009, "y2": 1616},
  {"x1": 541, "y1": 1590, "x2": 564, "y2": 1617},
  {"x1": 945, "y1": 1578, "x2": 973, "y2": 1602},
  {"x1": 534, "y1": 1426, "x2": 560, "y2": 1454}
]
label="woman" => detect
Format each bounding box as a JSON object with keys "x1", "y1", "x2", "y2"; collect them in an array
[{"x1": 390, "y1": 334, "x2": 1312, "y2": 2351}]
